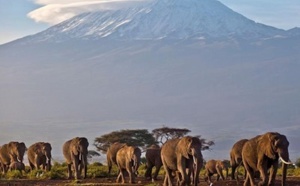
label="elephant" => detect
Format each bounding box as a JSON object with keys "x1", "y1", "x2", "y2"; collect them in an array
[
  {"x1": 144, "y1": 144, "x2": 162, "y2": 181},
  {"x1": 230, "y1": 139, "x2": 248, "y2": 180},
  {"x1": 106, "y1": 142, "x2": 126, "y2": 175},
  {"x1": 9, "y1": 161, "x2": 25, "y2": 172},
  {"x1": 115, "y1": 145, "x2": 142, "y2": 184},
  {"x1": 27, "y1": 142, "x2": 52, "y2": 171},
  {"x1": 63, "y1": 137, "x2": 89, "y2": 179},
  {"x1": 242, "y1": 132, "x2": 292, "y2": 186},
  {"x1": 205, "y1": 159, "x2": 228, "y2": 184},
  {"x1": 161, "y1": 136, "x2": 203, "y2": 186},
  {"x1": 0, "y1": 141, "x2": 26, "y2": 173}
]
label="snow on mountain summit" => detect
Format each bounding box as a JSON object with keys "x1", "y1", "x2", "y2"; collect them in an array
[{"x1": 25, "y1": 0, "x2": 284, "y2": 42}]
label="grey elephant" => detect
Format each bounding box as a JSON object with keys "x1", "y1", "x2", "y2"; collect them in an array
[
  {"x1": 106, "y1": 142, "x2": 126, "y2": 175},
  {"x1": 27, "y1": 142, "x2": 52, "y2": 171},
  {"x1": 242, "y1": 132, "x2": 292, "y2": 186},
  {"x1": 9, "y1": 161, "x2": 26, "y2": 172},
  {"x1": 230, "y1": 139, "x2": 248, "y2": 180},
  {"x1": 205, "y1": 159, "x2": 228, "y2": 184},
  {"x1": 144, "y1": 144, "x2": 162, "y2": 181},
  {"x1": 161, "y1": 136, "x2": 203, "y2": 186},
  {"x1": 116, "y1": 145, "x2": 142, "y2": 184},
  {"x1": 0, "y1": 141, "x2": 26, "y2": 173},
  {"x1": 63, "y1": 137, "x2": 89, "y2": 179}
]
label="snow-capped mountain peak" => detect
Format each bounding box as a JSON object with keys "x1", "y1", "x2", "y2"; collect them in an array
[{"x1": 23, "y1": 0, "x2": 285, "y2": 42}]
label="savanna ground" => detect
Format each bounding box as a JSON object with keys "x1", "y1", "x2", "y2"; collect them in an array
[{"x1": 1, "y1": 163, "x2": 300, "y2": 186}]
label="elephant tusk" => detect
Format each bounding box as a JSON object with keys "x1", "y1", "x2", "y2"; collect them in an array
[
  {"x1": 279, "y1": 156, "x2": 292, "y2": 165},
  {"x1": 193, "y1": 156, "x2": 197, "y2": 165}
]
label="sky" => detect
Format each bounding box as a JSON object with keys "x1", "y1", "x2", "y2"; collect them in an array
[
  {"x1": 1, "y1": 0, "x2": 300, "y2": 164},
  {"x1": 0, "y1": 0, "x2": 300, "y2": 44}
]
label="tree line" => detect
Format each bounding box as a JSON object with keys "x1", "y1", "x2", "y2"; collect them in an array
[{"x1": 93, "y1": 126, "x2": 215, "y2": 154}]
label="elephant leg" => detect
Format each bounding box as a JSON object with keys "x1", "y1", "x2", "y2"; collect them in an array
[
  {"x1": 116, "y1": 170, "x2": 121, "y2": 183},
  {"x1": 127, "y1": 167, "x2": 135, "y2": 184},
  {"x1": 216, "y1": 174, "x2": 220, "y2": 181},
  {"x1": 108, "y1": 164, "x2": 112, "y2": 176},
  {"x1": 145, "y1": 164, "x2": 153, "y2": 180},
  {"x1": 258, "y1": 164, "x2": 268, "y2": 186},
  {"x1": 247, "y1": 170, "x2": 256, "y2": 186},
  {"x1": 178, "y1": 169, "x2": 188, "y2": 186},
  {"x1": 243, "y1": 173, "x2": 250, "y2": 186},
  {"x1": 207, "y1": 172, "x2": 213, "y2": 184},
  {"x1": 218, "y1": 170, "x2": 225, "y2": 180},
  {"x1": 29, "y1": 162, "x2": 35, "y2": 172},
  {"x1": 231, "y1": 165, "x2": 236, "y2": 180},
  {"x1": 3, "y1": 164, "x2": 9, "y2": 173},
  {"x1": 73, "y1": 156, "x2": 80, "y2": 179},
  {"x1": 268, "y1": 164, "x2": 278, "y2": 186},
  {"x1": 121, "y1": 169, "x2": 126, "y2": 184},
  {"x1": 243, "y1": 161, "x2": 256, "y2": 186},
  {"x1": 153, "y1": 165, "x2": 161, "y2": 180},
  {"x1": 163, "y1": 172, "x2": 168, "y2": 186},
  {"x1": 164, "y1": 168, "x2": 173, "y2": 186},
  {"x1": 67, "y1": 164, "x2": 72, "y2": 179}
]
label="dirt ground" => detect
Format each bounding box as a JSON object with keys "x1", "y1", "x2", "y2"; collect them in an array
[{"x1": 1, "y1": 176, "x2": 300, "y2": 186}]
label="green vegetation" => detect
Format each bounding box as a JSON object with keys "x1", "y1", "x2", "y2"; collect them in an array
[{"x1": 0, "y1": 162, "x2": 300, "y2": 181}]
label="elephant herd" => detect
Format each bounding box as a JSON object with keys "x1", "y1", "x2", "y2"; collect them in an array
[
  {"x1": 0, "y1": 141, "x2": 52, "y2": 173},
  {"x1": 107, "y1": 136, "x2": 203, "y2": 185},
  {"x1": 142, "y1": 132, "x2": 292, "y2": 186},
  {"x1": 0, "y1": 137, "x2": 89, "y2": 180},
  {"x1": 0, "y1": 132, "x2": 293, "y2": 186}
]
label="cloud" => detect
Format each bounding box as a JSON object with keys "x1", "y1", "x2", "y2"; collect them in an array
[{"x1": 28, "y1": 0, "x2": 151, "y2": 25}]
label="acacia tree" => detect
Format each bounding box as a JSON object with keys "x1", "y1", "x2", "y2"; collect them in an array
[
  {"x1": 152, "y1": 126, "x2": 191, "y2": 144},
  {"x1": 152, "y1": 126, "x2": 214, "y2": 150},
  {"x1": 94, "y1": 129, "x2": 156, "y2": 153}
]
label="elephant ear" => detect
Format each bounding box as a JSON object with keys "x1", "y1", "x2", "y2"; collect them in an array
[
  {"x1": 8, "y1": 142, "x2": 18, "y2": 155},
  {"x1": 71, "y1": 138, "x2": 80, "y2": 156},
  {"x1": 19, "y1": 142, "x2": 27, "y2": 151},
  {"x1": 259, "y1": 132, "x2": 277, "y2": 159},
  {"x1": 32, "y1": 143, "x2": 40, "y2": 154},
  {"x1": 216, "y1": 161, "x2": 221, "y2": 169},
  {"x1": 45, "y1": 143, "x2": 52, "y2": 151},
  {"x1": 125, "y1": 146, "x2": 132, "y2": 158},
  {"x1": 177, "y1": 137, "x2": 192, "y2": 159}
]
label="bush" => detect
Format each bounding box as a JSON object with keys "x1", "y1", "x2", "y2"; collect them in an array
[
  {"x1": 5, "y1": 170, "x2": 24, "y2": 179},
  {"x1": 87, "y1": 164, "x2": 109, "y2": 178},
  {"x1": 295, "y1": 158, "x2": 300, "y2": 168}
]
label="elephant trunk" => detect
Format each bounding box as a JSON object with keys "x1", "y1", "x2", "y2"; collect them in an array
[
  {"x1": 282, "y1": 163, "x2": 287, "y2": 186},
  {"x1": 17, "y1": 154, "x2": 23, "y2": 163},
  {"x1": 133, "y1": 156, "x2": 140, "y2": 175},
  {"x1": 81, "y1": 153, "x2": 88, "y2": 179},
  {"x1": 192, "y1": 153, "x2": 202, "y2": 186},
  {"x1": 278, "y1": 151, "x2": 292, "y2": 186},
  {"x1": 46, "y1": 157, "x2": 51, "y2": 171}
]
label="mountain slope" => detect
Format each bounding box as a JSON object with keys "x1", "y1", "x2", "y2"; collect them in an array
[
  {"x1": 21, "y1": 0, "x2": 285, "y2": 43},
  {"x1": 1, "y1": 0, "x2": 300, "y2": 162}
]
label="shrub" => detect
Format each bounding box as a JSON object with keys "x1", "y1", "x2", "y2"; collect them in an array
[
  {"x1": 87, "y1": 164, "x2": 109, "y2": 178},
  {"x1": 5, "y1": 170, "x2": 24, "y2": 179}
]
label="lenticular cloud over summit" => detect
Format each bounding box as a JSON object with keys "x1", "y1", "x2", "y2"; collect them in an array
[{"x1": 28, "y1": 0, "x2": 151, "y2": 24}]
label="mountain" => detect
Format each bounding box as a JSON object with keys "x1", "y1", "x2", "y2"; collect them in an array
[
  {"x1": 18, "y1": 0, "x2": 288, "y2": 44},
  {"x1": 1, "y1": 0, "x2": 300, "y2": 161}
]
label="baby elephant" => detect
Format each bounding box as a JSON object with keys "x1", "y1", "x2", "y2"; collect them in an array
[
  {"x1": 9, "y1": 161, "x2": 26, "y2": 172},
  {"x1": 205, "y1": 159, "x2": 228, "y2": 184}
]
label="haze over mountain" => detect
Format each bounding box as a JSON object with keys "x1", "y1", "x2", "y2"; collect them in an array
[{"x1": 1, "y1": 0, "x2": 300, "y2": 162}]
